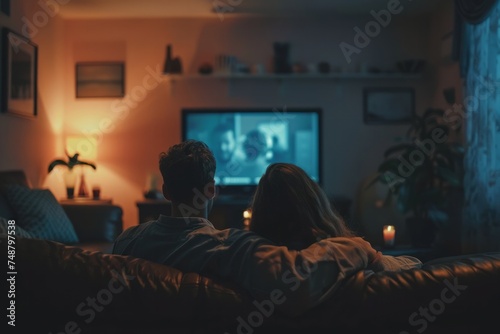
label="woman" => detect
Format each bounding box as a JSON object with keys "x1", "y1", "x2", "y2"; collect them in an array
[{"x1": 249, "y1": 163, "x2": 422, "y2": 271}]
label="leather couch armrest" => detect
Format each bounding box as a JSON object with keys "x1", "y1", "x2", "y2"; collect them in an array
[{"x1": 61, "y1": 204, "x2": 123, "y2": 243}]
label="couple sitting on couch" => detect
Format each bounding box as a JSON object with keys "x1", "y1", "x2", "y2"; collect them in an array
[{"x1": 113, "y1": 140, "x2": 421, "y2": 316}]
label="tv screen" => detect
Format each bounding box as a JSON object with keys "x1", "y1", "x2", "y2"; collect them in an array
[{"x1": 182, "y1": 108, "x2": 322, "y2": 196}]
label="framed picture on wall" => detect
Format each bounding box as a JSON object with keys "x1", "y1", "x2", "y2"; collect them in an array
[
  {"x1": 1, "y1": 28, "x2": 38, "y2": 118},
  {"x1": 363, "y1": 88, "x2": 415, "y2": 124},
  {"x1": 76, "y1": 62, "x2": 125, "y2": 98},
  {"x1": 0, "y1": 0, "x2": 10, "y2": 16}
]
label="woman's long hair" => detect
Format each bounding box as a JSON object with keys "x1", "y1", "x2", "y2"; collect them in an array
[{"x1": 249, "y1": 163, "x2": 355, "y2": 249}]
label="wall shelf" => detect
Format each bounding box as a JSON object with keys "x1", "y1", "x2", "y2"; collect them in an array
[
  {"x1": 163, "y1": 72, "x2": 424, "y2": 96},
  {"x1": 164, "y1": 72, "x2": 423, "y2": 81}
]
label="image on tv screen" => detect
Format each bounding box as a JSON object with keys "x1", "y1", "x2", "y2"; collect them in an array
[{"x1": 183, "y1": 109, "x2": 321, "y2": 187}]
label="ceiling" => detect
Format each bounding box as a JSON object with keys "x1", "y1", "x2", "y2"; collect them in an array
[{"x1": 58, "y1": 0, "x2": 444, "y2": 19}]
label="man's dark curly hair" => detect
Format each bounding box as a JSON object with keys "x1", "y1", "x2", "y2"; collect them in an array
[{"x1": 159, "y1": 140, "x2": 216, "y2": 204}]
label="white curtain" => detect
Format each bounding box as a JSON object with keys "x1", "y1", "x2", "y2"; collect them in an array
[{"x1": 462, "y1": 1, "x2": 500, "y2": 252}]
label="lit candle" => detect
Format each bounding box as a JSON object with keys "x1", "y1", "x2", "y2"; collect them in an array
[
  {"x1": 242, "y1": 209, "x2": 252, "y2": 230},
  {"x1": 383, "y1": 225, "x2": 396, "y2": 247}
]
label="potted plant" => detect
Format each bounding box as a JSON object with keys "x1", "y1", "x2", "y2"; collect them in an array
[
  {"x1": 366, "y1": 88, "x2": 465, "y2": 248},
  {"x1": 48, "y1": 152, "x2": 96, "y2": 199}
]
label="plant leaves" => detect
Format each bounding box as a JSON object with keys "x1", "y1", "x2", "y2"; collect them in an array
[
  {"x1": 48, "y1": 160, "x2": 69, "y2": 173},
  {"x1": 48, "y1": 154, "x2": 96, "y2": 173},
  {"x1": 76, "y1": 161, "x2": 97, "y2": 170}
]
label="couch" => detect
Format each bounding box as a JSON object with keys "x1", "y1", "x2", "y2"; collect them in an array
[
  {"x1": 8, "y1": 234, "x2": 500, "y2": 334},
  {"x1": 0, "y1": 170, "x2": 123, "y2": 253}
]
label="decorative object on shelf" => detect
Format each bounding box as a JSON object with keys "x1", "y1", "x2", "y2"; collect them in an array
[
  {"x1": 365, "y1": 88, "x2": 465, "y2": 248},
  {"x1": 163, "y1": 44, "x2": 182, "y2": 74},
  {"x1": 215, "y1": 54, "x2": 237, "y2": 74},
  {"x1": 144, "y1": 173, "x2": 163, "y2": 200},
  {"x1": 292, "y1": 62, "x2": 307, "y2": 74},
  {"x1": 396, "y1": 59, "x2": 426, "y2": 73},
  {"x1": 368, "y1": 67, "x2": 382, "y2": 74},
  {"x1": 48, "y1": 152, "x2": 97, "y2": 199},
  {"x1": 363, "y1": 87, "x2": 415, "y2": 124},
  {"x1": 358, "y1": 62, "x2": 370, "y2": 73},
  {"x1": 198, "y1": 62, "x2": 213, "y2": 75},
  {"x1": 273, "y1": 42, "x2": 292, "y2": 74},
  {"x1": 251, "y1": 64, "x2": 265, "y2": 74},
  {"x1": 1, "y1": 28, "x2": 38, "y2": 118},
  {"x1": 234, "y1": 63, "x2": 250, "y2": 74},
  {"x1": 306, "y1": 63, "x2": 317, "y2": 73},
  {"x1": 92, "y1": 186, "x2": 101, "y2": 200},
  {"x1": 77, "y1": 173, "x2": 89, "y2": 197},
  {"x1": 164, "y1": 44, "x2": 173, "y2": 73},
  {"x1": 317, "y1": 62, "x2": 331, "y2": 74},
  {"x1": 75, "y1": 62, "x2": 125, "y2": 98}
]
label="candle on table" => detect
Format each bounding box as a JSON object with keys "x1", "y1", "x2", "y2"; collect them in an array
[
  {"x1": 383, "y1": 225, "x2": 396, "y2": 247},
  {"x1": 242, "y1": 209, "x2": 252, "y2": 230}
]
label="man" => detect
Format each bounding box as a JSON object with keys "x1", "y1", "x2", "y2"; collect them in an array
[
  {"x1": 113, "y1": 140, "x2": 383, "y2": 317},
  {"x1": 239, "y1": 129, "x2": 270, "y2": 182},
  {"x1": 211, "y1": 122, "x2": 239, "y2": 174},
  {"x1": 212, "y1": 122, "x2": 237, "y2": 166}
]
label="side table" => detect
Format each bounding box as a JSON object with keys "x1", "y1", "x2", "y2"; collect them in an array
[{"x1": 60, "y1": 197, "x2": 113, "y2": 205}]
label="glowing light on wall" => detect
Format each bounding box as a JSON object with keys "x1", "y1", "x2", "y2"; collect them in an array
[{"x1": 66, "y1": 136, "x2": 98, "y2": 160}]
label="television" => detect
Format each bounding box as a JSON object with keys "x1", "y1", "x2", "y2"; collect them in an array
[{"x1": 181, "y1": 108, "x2": 322, "y2": 197}]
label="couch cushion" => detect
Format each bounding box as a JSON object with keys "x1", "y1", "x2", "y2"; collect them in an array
[
  {"x1": 0, "y1": 216, "x2": 34, "y2": 238},
  {"x1": 0, "y1": 170, "x2": 30, "y2": 220},
  {"x1": 0, "y1": 192, "x2": 15, "y2": 219},
  {"x1": 2, "y1": 185, "x2": 79, "y2": 244}
]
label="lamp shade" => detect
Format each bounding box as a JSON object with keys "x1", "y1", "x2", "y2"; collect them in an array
[{"x1": 66, "y1": 136, "x2": 97, "y2": 160}]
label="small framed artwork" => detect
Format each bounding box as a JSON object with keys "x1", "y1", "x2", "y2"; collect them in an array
[
  {"x1": 363, "y1": 88, "x2": 415, "y2": 124},
  {"x1": 76, "y1": 62, "x2": 125, "y2": 98},
  {"x1": 1, "y1": 28, "x2": 38, "y2": 118},
  {"x1": 0, "y1": 0, "x2": 10, "y2": 16}
]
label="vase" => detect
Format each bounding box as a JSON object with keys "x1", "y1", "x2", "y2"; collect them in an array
[
  {"x1": 63, "y1": 169, "x2": 77, "y2": 199},
  {"x1": 77, "y1": 173, "x2": 89, "y2": 197},
  {"x1": 163, "y1": 44, "x2": 173, "y2": 73},
  {"x1": 273, "y1": 42, "x2": 292, "y2": 74}
]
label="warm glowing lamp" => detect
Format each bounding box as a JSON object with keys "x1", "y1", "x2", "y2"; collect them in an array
[{"x1": 66, "y1": 136, "x2": 97, "y2": 160}]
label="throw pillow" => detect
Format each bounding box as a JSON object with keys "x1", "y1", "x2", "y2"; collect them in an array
[
  {"x1": 0, "y1": 216, "x2": 34, "y2": 238},
  {"x1": 3, "y1": 185, "x2": 79, "y2": 244}
]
